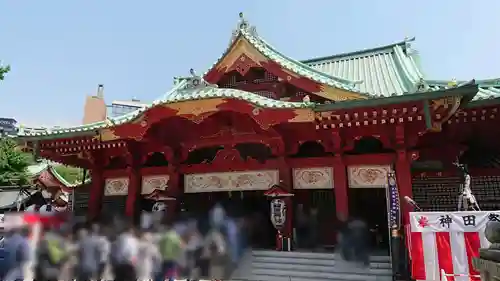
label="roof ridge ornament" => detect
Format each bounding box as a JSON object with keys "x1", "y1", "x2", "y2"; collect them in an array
[
  {"x1": 416, "y1": 78, "x2": 429, "y2": 92},
  {"x1": 230, "y1": 12, "x2": 258, "y2": 44},
  {"x1": 448, "y1": 78, "x2": 458, "y2": 88},
  {"x1": 182, "y1": 68, "x2": 218, "y2": 90},
  {"x1": 238, "y1": 12, "x2": 249, "y2": 30}
]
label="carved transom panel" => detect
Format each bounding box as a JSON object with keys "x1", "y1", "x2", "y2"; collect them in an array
[
  {"x1": 141, "y1": 175, "x2": 169, "y2": 195},
  {"x1": 184, "y1": 170, "x2": 279, "y2": 193},
  {"x1": 293, "y1": 167, "x2": 333, "y2": 189},
  {"x1": 104, "y1": 177, "x2": 129, "y2": 196},
  {"x1": 348, "y1": 165, "x2": 392, "y2": 188}
]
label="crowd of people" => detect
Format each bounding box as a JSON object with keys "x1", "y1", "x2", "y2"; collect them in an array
[
  {"x1": 0, "y1": 202, "x2": 376, "y2": 281},
  {"x1": 0, "y1": 204, "x2": 244, "y2": 281}
]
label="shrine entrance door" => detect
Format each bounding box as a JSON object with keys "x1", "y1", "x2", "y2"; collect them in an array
[
  {"x1": 348, "y1": 187, "x2": 390, "y2": 254},
  {"x1": 294, "y1": 189, "x2": 336, "y2": 250},
  {"x1": 180, "y1": 190, "x2": 275, "y2": 249}
]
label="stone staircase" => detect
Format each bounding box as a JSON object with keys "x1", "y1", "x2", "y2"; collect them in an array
[{"x1": 231, "y1": 250, "x2": 393, "y2": 281}]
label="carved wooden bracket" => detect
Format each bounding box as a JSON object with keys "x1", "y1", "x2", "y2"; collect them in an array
[
  {"x1": 140, "y1": 144, "x2": 174, "y2": 165},
  {"x1": 211, "y1": 147, "x2": 259, "y2": 166},
  {"x1": 331, "y1": 130, "x2": 342, "y2": 153},
  {"x1": 395, "y1": 124, "x2": 405, "y2": 148},
  {"x1": 396, "y1": 149, "x2": 420, "y2": 163}
]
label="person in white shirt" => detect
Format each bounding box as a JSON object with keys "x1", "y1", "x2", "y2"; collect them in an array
[{"x1": 110, "y1": 224, "x2": 139, "y2": 281}]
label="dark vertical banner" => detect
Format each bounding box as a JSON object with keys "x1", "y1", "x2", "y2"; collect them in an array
[
  {"x1": 387, "y1": 171, "x2": 401, "y2": 230},
  {"x1": 387, "y1": 170, "x2": 405, "y2": 281}
]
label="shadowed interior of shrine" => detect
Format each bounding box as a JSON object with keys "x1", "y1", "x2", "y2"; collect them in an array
[
  {"x1": 348, "y1": 188, "x2": 390, "y2": 254},
  {"x1": 180, "y1": 190, "x2": 276, "y2": 249}
]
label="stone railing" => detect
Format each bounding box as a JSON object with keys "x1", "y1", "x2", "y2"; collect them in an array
[{"x1": 473, "y1": 220, "x2": 500, "y2": 281}]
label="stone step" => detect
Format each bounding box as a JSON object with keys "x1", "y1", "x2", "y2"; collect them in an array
[
  {"x1": 253, "y1": 256, "x2": 391, "y2": 269},
  {"x1": 250, "y1": 269, "x2": 393, "y2": 281},
  {"x1": 252, "y1": 262, "x2": 393, "y2": 275},
  {"x1": 251, "y1": 250, "x2": 391, "y2": 262},
  {"x1": 231, "y1": 250, "x2": 393, "y2": 281}
]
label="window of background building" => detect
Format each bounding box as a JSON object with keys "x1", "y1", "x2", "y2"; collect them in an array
[{"x1": 111, "y1": 104, "x2": 141, "y2": 117}]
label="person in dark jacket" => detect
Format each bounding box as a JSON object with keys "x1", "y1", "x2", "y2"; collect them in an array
[
  {"x1": 337, "y1": 213, "x2": 352, "y2": 261},
  {"x1": 348, "y1": 217, "x2": 370, "y2": 267}
]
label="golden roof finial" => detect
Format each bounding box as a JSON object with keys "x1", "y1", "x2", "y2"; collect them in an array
[{"x1": 448, "y1": 78, "x2": 458, "y2": 88}]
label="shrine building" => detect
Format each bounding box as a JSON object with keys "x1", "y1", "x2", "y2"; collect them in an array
[{"x1": 16, "y1": 13, "x2": 500, "y2": 250}]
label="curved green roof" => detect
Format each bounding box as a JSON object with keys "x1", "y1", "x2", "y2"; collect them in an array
[
  {"x1": 18, "y1": 75, "x2": 313, "y2": 138},
  {"x1": 27, "y1": 161, "x2": 89, "y2": 187},
  {"x1": 16, "y1": 14, "x2": 496, "y2": 138},
  {"x1": 303, "y1": 38, "x2": 423, "y2": 96},
  {"x1": 302, "y1": 37, "x2": 496, "y2": 102},
  {"x1": 204, "y1": 14, "x2": 371, "y2": 97},
  {"x1": 426, "y1": 79, "x2": 500, "y2": 101}
]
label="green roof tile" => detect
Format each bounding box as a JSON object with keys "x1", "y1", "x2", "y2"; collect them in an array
[{"x1": 302, "y1": 38, "x2": 423, "y2": 96}]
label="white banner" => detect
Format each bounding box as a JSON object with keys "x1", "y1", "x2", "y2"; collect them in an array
[
  {"x1": 408, "y1": 211, "x2": 499, "y2": 281},
  {"x1": 410, "y1": 211, "x2": 500, "y2": 233}
]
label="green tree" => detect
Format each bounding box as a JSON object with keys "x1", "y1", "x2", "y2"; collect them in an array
[
  {"x1": 0, "y1": 64, "x2": 10, "y2": 81},
  {"x1": 52, "y1": 165, "x2": 89, "y2": 185},
  {"x1": 0, "y1": 138, "x2": 31, "y2": 186}
]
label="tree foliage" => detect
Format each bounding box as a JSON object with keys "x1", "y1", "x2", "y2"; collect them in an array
[
  {"x1": 52, "y1": 165, "x2": 89, "y2": 185},
  {"x1": 0, "y1": 138, "x2": 31, "y2": 186},
  {"x1": 0, "y1": 64, "x2": 10, "y2": 81}
]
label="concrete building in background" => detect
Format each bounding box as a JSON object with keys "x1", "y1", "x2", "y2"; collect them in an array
[
  {"x1": 82, "y1": 84, "x2": 107, "y2": 125},
  {"x1": 0, "y1": 117, "x2": 18, "y2": 136},
  {"x1": 82, "y1": 84, "x2": 147, "y2": 124},
  {"x1": 108, "y1": 99, "x2": 147, "y2": 118}
]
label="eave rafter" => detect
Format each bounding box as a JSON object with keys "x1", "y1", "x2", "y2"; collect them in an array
[
  {"x1": 315, "y1": 82, "x2": 479, "y2": 133},
  {"x1": 315, "y1": 103, "x2": 424, "y2": 130}
]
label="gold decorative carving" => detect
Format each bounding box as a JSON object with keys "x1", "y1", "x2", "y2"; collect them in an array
[
  {"x1": 217, "y1": 38, "x2": 268, "y2": 71},
  {"x1": 141, "y1": 175, "x2": 169, "y2": 195},
  {"x1": 184, "y1": 170, "x2": 279, "y2": 193},
  {"x1": 319, "y1": 85, "x2": 367, "y2": 102},
  {"x1": 293, "y1": 167, "x2": 333, "y2": 189},
  {"x1": 289, "y1": 109, "x2": 315, "y2": 123},
  {"x1": 429, "y1": 96, "x2": 462, "y2": 132},
  {"x1": 348, "y1": 165, "x2": 391, "y2": 188},
  {"x1": 164, "y1": 99, "x2": 226, "y2": 117},
  {"x1": 104, "y1": 177, "x2": 129, "y2": 196},
  {"x1": 96, "y1": 129, "x2": 120, "y2": 142}
]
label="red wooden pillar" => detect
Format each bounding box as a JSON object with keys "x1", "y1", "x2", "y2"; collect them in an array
[
  {"x1": 166, "y1": 166, "x2": 180, "y2": 222},
  {"x1": 279, "y1": 158, "x2": 293, "y2": 245},
  {"x1": 333, "y1": 154, "x2": 348, "y2": 220},
  {"x1": 125, "y1": 165, "x2": 141, "y2": 218},
  {"x1": 395, "y1": 149, "x2": 413, "y2": 224},
  {"x1": 88, "y1": 166, "x2": 104, "y2": 220},
  {"x1": 331, "y1": 131, "x2": 348, "y2": 220},
  {"x1": 125, "y1": 144, "x2": 141, "y2": 219}
]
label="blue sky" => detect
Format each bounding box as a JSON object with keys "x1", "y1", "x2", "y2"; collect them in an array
[{"x1": 1, "y1": 0, "x2": 499, "y2": 126}]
